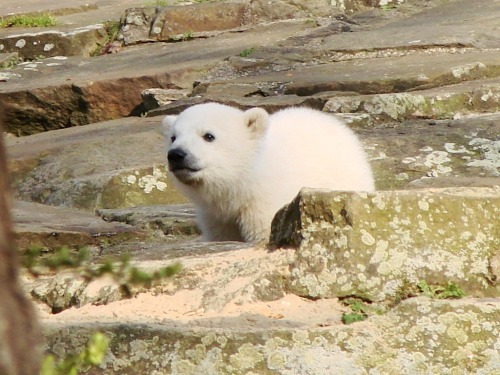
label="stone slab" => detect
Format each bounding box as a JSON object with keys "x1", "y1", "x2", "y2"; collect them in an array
[
  {"x1": 0, "y1": 0, "x2": 98, "y2": 18},
  {"x1": 12, "y1": 200, "x2": 143, "y2": 251},
  {"x1": 40, "y1": 297, "x2": 500, "y2": 374},
  {"x1": 156, "y1": 2, "x2": 247, "y2": 39},
  {"x1": 361, "y1": 112, "x2": 500, "y2": 190},
  {"x1": 271, "y1": 188, "x2": 500, "y2": 301},
  {"x1": 214, "y1": 50, "x2": 500, "y2": 96},
  {"x1": 324, "y1": 77, "x2": 500, "y2": 123},
  {"x1": 97, "y1": 204, "x2": 198, "y2": 236},
  {"x1": 323, "y1": 0, "x2": 500, "y2": 50}
]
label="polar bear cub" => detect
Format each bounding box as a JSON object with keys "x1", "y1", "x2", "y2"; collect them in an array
[{"x1": 163, "y1": 103, "x2": 374, "y2": 242}]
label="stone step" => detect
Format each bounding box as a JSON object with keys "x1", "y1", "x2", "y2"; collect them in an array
[
  {"x1": 96, "y1": 204, "x2": 198, "y2": 236},
  {"x1": 119, "y1": 0, "x2": 348, "y2": 45},
  {"x1": 147, "y1": 76, "x2": 500, "y2": 126},
  {"x1": 0, "y1": 0, "x2": 98, "y2": 18},
  {"x1": 0, "y1": 21, "x2": 309, "y2": 135},
  {"x1": 12, "y1": 200, "x2": 144, "y2": 252},
  {"x1": 40, "y1": 297, "x2": 500, "y2": 374}
]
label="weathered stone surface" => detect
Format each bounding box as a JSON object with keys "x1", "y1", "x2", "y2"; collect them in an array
[
  {"x1": 362, "y1": 113, "x2": 500, "y2": 190},
  {"x1": 97, "y1": 204, "x2": 198, "y2": 236},
  {"x1": 324, "y1": 78, "x2": 500, "y2": 123},
  {"x1": 99, "y1": 166, "x2": 187, "y2": 209},
  {"x1": 324, "y1": 0, "x2": 500, "y2": 50},
  {"x1": 0, "y1": 21, "x2": 309, "y2": 134},
  {"x1": 119, "y1": 7, "x2": 160, "y2": 45},
  {"x1": 120, "y1": 0, "x2": 351, "y2": 45},
  {"x1": 205, "y1": 50, "x2": 500, "y2": 97},
  {"x1": 40, "y1": 297, "x2": 500, "y2": 374},
  {"x1": 6, "y1": 117, "x2": 187, "y2": 210},
  {"x1": 0, "y1": 0, "x2": 99, "y2": 18},
  {"x1": 12, "y1": 200, "x2": 143, "y2": 251},
  {"x1": 271, "y1": 188, "x2": 500, "y2": 301},
  {"x1": 245, "y1": 0, "x2": 341, "y2": 22},
  {"x1": 155, "y1": 2, "x2": 247, "y2": 40},
  {"x1": 28, "y1": 273, "x2": 124, "y2": 313},
  {"x1": 141, "y1": 88, "x2": 190, "y2": 111},
  {"x1": 0, "y1": 24, "x2": 107, "y2": 59},
  {"x1": 1, "y1": 71, "x2": 191, "y2": 135},
  {"x1": 26, "y1": 243, "x2": 289, "y2": 313}
]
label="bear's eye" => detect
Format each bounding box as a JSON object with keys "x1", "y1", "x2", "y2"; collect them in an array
[
  {"x1": 203, "y1": 133, "x2": 215, "y2": 142},
  {"x1": 170, "y1": 135, "x2": 176, "y2": 143}
]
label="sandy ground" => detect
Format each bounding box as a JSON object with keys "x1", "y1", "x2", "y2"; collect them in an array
[
  {"x1": 34, "y1": 246, "x2": 346, "y2": 329},
  {"x1": 37, "y1": 287, "x2": 346, "y2": 328}
]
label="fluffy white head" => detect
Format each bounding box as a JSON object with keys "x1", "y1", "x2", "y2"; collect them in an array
[{"x1": 163, "y1": 103, "x2": 269, "y2": 206}]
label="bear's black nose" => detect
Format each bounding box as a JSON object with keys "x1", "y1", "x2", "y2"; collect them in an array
[
  {"x1": 168, "y1": 148, "x2": 188, "y2": 170},
  {"x1": 168, "y1": 148, "x2": 186, "y2": 162}
]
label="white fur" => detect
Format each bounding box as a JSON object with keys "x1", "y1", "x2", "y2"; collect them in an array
[{"x1": 163, "y1": 103, "x2": 375, "y2": 242}]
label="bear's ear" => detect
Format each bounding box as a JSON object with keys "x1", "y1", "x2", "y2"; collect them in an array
[
  {"x1": 243, "y1": 108, "x2": 269, "y2": 136},
  {"x1": 161, "y1": 115, "x2": 178, "y2": 133}
]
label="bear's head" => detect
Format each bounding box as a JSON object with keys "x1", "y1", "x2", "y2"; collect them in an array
[{"x1": 163, "y1": 103, "x2": 269, "y2": 189}]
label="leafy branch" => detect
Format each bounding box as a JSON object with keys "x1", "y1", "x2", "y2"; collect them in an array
[{"x1": 23, "y1": 246, "x2": 181, "y2": 297}]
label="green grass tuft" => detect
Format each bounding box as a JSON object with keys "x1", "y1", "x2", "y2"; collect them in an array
[
  {"x1": 239, "y1": 48, "x2": 255, "y2": 57},
  {"x1": 0, "y1": 13, "x2": 56, "y2": 28}
]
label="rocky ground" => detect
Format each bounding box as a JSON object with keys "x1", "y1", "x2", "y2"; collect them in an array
[{"x1": 1, "y1": 0, "x2": 499, "y2": 374}]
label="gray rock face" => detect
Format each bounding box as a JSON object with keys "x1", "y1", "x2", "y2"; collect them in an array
[
  {"x1": 271, "y1": 188, "x2": 500, "y2": 301},
  {"x1": 1, "y1": 0, "x2": 500, "y2": 373}
]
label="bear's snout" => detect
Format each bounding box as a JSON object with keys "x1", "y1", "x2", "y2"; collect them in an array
[{"x1": 168, "y1": 148, "x2": 188, "y2": 169}]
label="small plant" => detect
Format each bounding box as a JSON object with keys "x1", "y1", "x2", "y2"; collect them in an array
[
  {"x1": 182, "y1": 30, "x2": 194, "y2": 40},
  {"x1": 342, "y1": 310, "x2": 367, "y2": 324},
  {"x1": 91, "y1": 21, "x2": 122, "y2": 56},
  {"x1": 341, "y1": 297, "x2": 385, "y2": 324},
  {"x1": 380, "y1": 3, "x2": 398, "y2": 11},
  {"x1": 104, "y1": 21, "x2": 121, "y2": 43},
  {"x1": 23, "y1": 246, "x2": 181, "y2": 297},
  {"x1": 0, "y1": 55, "x2": 20, "y2": 69},
  {"x1": 41, "y1": 332, "x2": 109, "y2": 375},
  {"x1": 239, "y1": 48, "x2": 255, "y2": 57},
  {"x1": 0, "y1": 13, "x2": 56, "y2": 28},
  {"x1": 170, "y1": 30, "x2": 194, "y2": 42},
  {"x1": 417, "y1": 280, "x2": 466, "y2": 299},
  {"x1": 341, "y1": 298, "x2": 369, "y2": 324}
]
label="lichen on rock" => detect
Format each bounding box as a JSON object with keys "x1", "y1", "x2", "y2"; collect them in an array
[{"x1": 271, "y1": 188, "x2": 500, "y2": 302}]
